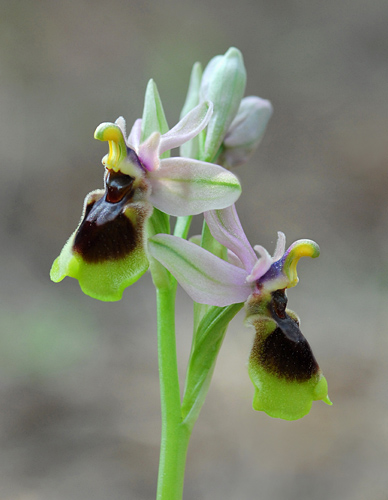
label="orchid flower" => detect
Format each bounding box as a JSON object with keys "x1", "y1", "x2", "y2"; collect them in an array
[
  {"x1": 148, "y1": 205, "x2": 316, "y2": 306},
  {"x1": 148, "y1": 205, "x2": 331, "y2": 420},
  {"x1": 50, "y1": 102, "x2": 241, "y2": 301}
]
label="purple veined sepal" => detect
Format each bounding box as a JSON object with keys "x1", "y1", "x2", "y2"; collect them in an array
[{"x1": 149, "y1": 211, "x2": 321, "y2": 307}]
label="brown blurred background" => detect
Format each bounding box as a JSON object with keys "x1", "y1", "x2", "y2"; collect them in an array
[{"x1": 1, "y1": 0, "x2": 388, "y2": 498}]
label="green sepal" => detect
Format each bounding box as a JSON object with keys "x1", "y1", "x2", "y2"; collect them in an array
[
  {"x1": 180, "y1": 62, "x2": 203, "y2": 119},
  {"x1": 140, "y1": 79, "x2": 170, "y2": 237},
  {"x1": 141, "y1": 79, "x2": 169, "y2": 159}
]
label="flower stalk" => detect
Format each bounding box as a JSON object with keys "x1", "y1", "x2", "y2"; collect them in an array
[{"x1": 155, "y1": 280, "x2": 190, "y2": 500}]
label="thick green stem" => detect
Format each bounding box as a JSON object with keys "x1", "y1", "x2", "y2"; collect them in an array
[{"x1": 156, "y1": 283, "x2": 191, "y2": 500}]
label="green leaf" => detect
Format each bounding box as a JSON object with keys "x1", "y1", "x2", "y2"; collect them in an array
[{"x1": 182, "y1": 302, "x2": 244, "y2": 426}]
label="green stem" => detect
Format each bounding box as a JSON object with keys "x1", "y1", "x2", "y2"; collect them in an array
[
  {"x1": 174, "y1": 215, "x2": 192, "y2": 239},
  {"x1": 155, "y1": 283, "x2": 191, "y2": 500}
]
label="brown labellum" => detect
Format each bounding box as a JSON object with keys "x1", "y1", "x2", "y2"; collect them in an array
[
  {"x1": 73, "y1": 170, "x2": 145, "y2": 263},
  {"x1": 251, "y1": 290, "x2": 320, "y2": 382}
]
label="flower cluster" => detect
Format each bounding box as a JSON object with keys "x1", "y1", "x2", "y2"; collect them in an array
[{"x1": 51, "y1": 47, "x2": 330, "y2": 421}]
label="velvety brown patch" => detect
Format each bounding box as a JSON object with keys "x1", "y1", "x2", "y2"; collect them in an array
[
  {"x1": 257, "y1": 326, "x2": 319, "y2": 382},
  {"x1": 73, "y1": 195, "x2": 139, "y2": 264},
  {"x1": 73, "y1": 169, "x2": 148, "y2": 263},
  {"x1": 251, "y1": 290, "x2": 319, "y2": 382}
]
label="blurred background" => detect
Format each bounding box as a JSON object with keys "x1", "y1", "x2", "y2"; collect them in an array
[{"x1": 1, "y1": 0, "x2": 388, "y2": 498}]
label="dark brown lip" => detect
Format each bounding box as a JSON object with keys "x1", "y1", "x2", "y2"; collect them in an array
[
  {"x1": 73, "y1": 192, "x2": 138, "y2": 264},
  {"x1": 249, "y1": 289, "x2": 320, "y2": 382}
]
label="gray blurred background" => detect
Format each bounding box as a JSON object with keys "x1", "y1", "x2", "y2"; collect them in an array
[{"x1": 1, "y1": 0, "x2": 388, "y2": 498}]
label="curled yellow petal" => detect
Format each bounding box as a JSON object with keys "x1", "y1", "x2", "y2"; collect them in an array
[
  {"x1": 94, "y1": 122, "x2": 127, "y2": 172},
  {"x1": 282, "y1": 239, "x2": 320, "y2": 289}
]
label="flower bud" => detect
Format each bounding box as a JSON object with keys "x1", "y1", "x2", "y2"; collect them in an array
[
  {"x1": 218, "y1": 96, "x2": 273, "y2": 168},
  {"x1": 200, "y1": 47, "x2": 246, "y2": 162}
]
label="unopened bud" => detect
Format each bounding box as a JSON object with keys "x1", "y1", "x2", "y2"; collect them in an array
[
  {"x1": 200, "y1": 47, "x2": 246, "y2": 162},
  {"x1": 218, "y1": 96, "x2": 272, "y2": 168}
]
